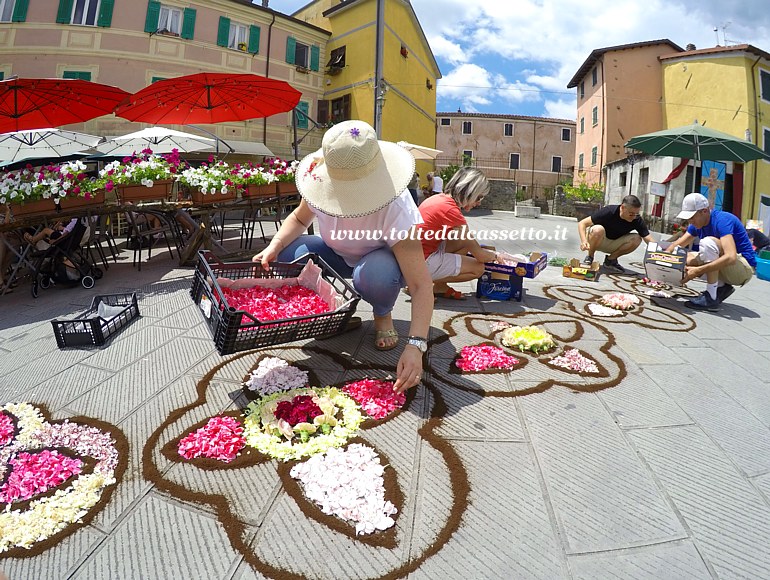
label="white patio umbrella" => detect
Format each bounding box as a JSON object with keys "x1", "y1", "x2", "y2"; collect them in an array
[
  {"x1": 397, "y1": 141, "x2": 443, "y2": 160},
  {"x1": 96, "y1": 126, "x2": 215, "y2": 156},
  {"x1": 0, "y1": 128, "x2": 103, "y2": 163}
]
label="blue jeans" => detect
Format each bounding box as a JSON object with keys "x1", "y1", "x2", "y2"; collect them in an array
[{"x1": 279, "y1": 235, "x2": 404, "y2": 317}]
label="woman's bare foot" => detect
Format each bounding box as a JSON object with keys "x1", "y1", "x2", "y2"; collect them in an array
[{"x1": 373, "y1": 314, "x2": 398, "y2": 350}]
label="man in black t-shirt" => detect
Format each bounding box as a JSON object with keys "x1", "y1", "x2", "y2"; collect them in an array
[{"x1": 577, "y1": 195, "x2": 656, "y2": 273}]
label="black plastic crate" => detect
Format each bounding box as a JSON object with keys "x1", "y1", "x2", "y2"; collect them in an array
[
  {"x1": 51, "y1": 293, "x2": 140, "y2": 348},
  {"x1": 190, "y1": 251, "x2": 360, "y2": 355}
]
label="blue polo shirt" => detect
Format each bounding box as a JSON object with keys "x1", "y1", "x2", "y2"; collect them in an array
[{"x1": 687, "y1": 210, "x2": 757, "y2": 267}]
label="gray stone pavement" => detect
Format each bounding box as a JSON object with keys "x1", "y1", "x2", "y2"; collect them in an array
[{"x1": 1, "y1": 211, "x2": 770, "y2": 579}]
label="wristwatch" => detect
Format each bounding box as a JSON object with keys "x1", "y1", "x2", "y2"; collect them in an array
[{"x1": 406, "y1": 336, "x2": 428, "y2": 353}]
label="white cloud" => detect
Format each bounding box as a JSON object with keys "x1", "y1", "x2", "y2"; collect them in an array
[
  {"x1": 427, "y1": 35, "x2": 467, "y2": 65},
  {"x1": 544, "y1": 98, "x2": 577, "y2": 121}
]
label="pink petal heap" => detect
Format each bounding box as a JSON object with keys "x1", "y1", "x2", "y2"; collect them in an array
[
  {"x1": 36, "y1": 421, "x2": 120, "y2": 474},
  {"x1": 221, "y1": 284, "x2": 330, "y2": 322},
  {"x1": 290, "y1": 443, "x2": 397, "y2": 535},
  {"x1": 177, "y1": 416, "x2": 246, "y2": 463},
  {"x1": 599, "y1": 292, "x2": 640, "y2": 311},
  {"x1": 0, "y1": 450, "x2": 83, "y2": 504},
  {"x1": 548, "y1": 349, "x2": 599, "y2": 373},
  {"x1": 0, "y1": 413, "x2": 13, "y2": 447},
  {"x1": 641, "y1": 277, "x2": 670, "y2": 290},
  {"x1": 342, "y1": 379, "x2": 405, "y2": 420},
  {"x1": 455, "y1": 345, "x2": 519, "y2": 372}
]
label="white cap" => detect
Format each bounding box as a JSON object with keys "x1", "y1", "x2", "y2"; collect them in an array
[{"x1": 676, "y1": 193, "x2": 710, "y2": 219}]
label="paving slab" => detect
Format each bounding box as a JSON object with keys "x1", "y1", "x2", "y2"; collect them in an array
[{"x1": 629, "y1": 426, "x2": 770, "y2": 579}]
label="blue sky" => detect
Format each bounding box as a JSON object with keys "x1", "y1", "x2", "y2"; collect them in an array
[{"x1": 272, "y1": 0, "x2": 770, "y2": 121}]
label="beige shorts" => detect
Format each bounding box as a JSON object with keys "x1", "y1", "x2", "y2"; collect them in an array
[
  {"x1": 691, "y1": 253, "x2": 754, "y2": 286},
  {"x1": 588, "y1": 227, "x2": 639, "y2": 254},
  {"x1": 426, "y1": 241, "x2": 462, "y2": 280}
]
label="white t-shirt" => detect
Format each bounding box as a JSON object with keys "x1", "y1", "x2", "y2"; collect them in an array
[
  {"x1": 312, "y1": 190, "x2": 423, "y2": 267},
  {"x1": 431, "y1": 175, "x2": 443, "y2": 193}
]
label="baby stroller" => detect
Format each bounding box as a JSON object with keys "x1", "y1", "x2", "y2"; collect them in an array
[{"x1": 31, "y1": 218, "x2": 103, "y2": 298}]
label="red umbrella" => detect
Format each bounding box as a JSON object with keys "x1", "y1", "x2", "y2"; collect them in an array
[
  {"x1": 114, "y1": 72, "x2": 302, "y2": 125},
  {"x1": 0, "y1": 77, "x2": 129, "y2": 133}
]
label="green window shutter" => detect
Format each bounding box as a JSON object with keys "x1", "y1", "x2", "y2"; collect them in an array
[
  {"x1": 56, "y1": 0, "x2": 74, "y2": 24},
  {"x1": 144, "y1": 1, "x2": 160, "y2": 33},
  {"x1": 286, "y1": 36, "x2": 296, "y2": 64},
  {"x1": 97, "y1": 0, "x2": 114, "y2": 27},
  {"x1": 296, "y1": 101, "x2": 309, "y2": 129},
  {"x1": 0, "y1": 72, "x2": 5, "y2": 80},
  {"x1": 151, "y1": 76, "x2": 166, "y2": 83},
  {"x1": 181, "y1": 8, "x2": 196, "y2": 40},
  {"x1": 63, "y1": 71, "x2": 92, "y2": 81},
  {"x1": 248, "y1": 25, "x2": 260, "y2": 54},
  {"x1": 217, "y1": 16, "x2": 230, "y2": 47},
  {"x1": 310, "y1": 46, "x2": 320, "y2": 72},
  {"x1": 11, "y1": 0, "x2": 30, "y2": 22}
]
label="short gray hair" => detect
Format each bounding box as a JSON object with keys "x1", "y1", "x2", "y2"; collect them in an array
[{"x1": 445, "y1": 167, "x2": 490, "y2": 207}]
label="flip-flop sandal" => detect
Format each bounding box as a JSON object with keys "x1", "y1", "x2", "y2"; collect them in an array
[
  {"x1": 434, "y1": 288, "x2": 466, "y2": 300},
  {"x1": 374, "y1": 328, "x2": 399, "y2": 351}
]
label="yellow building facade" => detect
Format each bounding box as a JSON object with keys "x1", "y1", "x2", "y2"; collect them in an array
[
  {"x1": 661, "y1": 45, "x2": 770, "y2": 221},
  {"x1": 294, "y1": 0, "x2": 440, "y2": 175}
]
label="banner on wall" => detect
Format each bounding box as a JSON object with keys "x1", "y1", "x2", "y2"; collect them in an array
[{"x1": 700, "y1": 160, "x2": 726, "y2": 210}]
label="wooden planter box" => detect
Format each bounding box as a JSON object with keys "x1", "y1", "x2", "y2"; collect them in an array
[
  {"x1": 116, "y1": 179, "x2": 174, "y2": 203},
  {"x1": 7, "y1": 190, "x2": 106, "y2": 218},
  {"x1": 276, "y1": 182, "x2": 298, "y2": 195},
  {"x1": 189, "y1": 188, "x2": 238, "y2": 205},
  {"x1": 242, "y1": 183, "x2": 277, "y2": 198}
]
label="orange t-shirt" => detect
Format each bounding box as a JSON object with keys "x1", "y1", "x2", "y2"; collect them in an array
[{"x1": 417, "y1": 194, "x2": 466, "y2": 258}]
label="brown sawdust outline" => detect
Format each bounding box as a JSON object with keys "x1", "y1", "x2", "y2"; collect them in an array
[
  {"x1": 143, "y1": 346, "x2": 465, "y2": 580},
  {"x1": 542, "y1": 284, "x2": 696, "y2": 332},
  {"x1": 1, "y1": 406, "x2": 129, "y2": 559}
]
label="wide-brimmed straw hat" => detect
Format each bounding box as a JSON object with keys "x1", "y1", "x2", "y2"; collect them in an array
[{"x1": 296, "y1": 120, "x2": 415, "y2": 218}]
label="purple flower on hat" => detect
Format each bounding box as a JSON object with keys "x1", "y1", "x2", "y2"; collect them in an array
[{"x1": 349, "y1": 127, "x2": 361, "y2": 138}]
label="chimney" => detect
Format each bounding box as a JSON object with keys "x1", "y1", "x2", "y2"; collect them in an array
[{"x1": 686, "y1": 43, "x2": 696, "y2": 51}]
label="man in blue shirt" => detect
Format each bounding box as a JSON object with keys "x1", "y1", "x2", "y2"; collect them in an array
[{"x1": 668, "y1": 193, "x2": 756, "y2": 311}]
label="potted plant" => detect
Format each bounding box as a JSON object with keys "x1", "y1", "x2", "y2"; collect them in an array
[
  {"x1": 562, "y1": 174, "x2": 604, "y2": 220},
  {"x1": 264, "y1": 157, "x2": 299, "y2": 194},
  {"x1": 179, "y1": 160, "x2": 238, "y2": 204},
  {"x1": 99, "y1": 148, "x2": 181, "y2": 203},
  {"x1": 0, "y1": 161, "x2": 104, "y2": 218},
  {"x1": 232, "y1": 162, "x2": 276, "y2": 198}
]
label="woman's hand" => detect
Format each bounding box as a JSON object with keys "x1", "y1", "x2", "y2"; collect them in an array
[
  {"x1": 393, "y1": 345, "x2": 423, "y2": 394},
  {"x1": 252, "y1": 240, "x2": 281, "y2": 271}
]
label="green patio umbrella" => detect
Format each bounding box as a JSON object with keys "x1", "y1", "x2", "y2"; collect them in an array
[{"x1": 624, "y1": 122, "x2": 770, "y2": 162}]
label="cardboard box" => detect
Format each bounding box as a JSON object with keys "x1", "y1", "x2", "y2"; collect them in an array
[
  {"x1": 643, "y1": 242, "x2": 686, "y2": 285},
  {"x1": 476, "y1": 252, "x2": 547, "y2": 301},
  {"x1": 562, "y1": 259, "x2": 601, "y2": 281}
]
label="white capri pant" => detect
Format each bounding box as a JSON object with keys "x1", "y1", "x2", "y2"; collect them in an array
[{"x1": 426, "y1": 241, "x2": 462, "y2": 280}]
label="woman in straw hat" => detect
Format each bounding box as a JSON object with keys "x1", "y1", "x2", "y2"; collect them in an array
[{"x1": 253, "y1": 120, "x2": 434, "y2": 394}]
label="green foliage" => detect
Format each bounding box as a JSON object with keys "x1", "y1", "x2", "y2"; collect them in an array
[
  {"x1": 562, "y1": 178, "x2": 604, "y2": 203},
  {"x1": 438, "y1": 164, "x2": 460, "y2": 185}
]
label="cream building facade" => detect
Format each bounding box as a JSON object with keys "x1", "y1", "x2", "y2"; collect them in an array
[{"x1": 435, "y1": 112, "x2": 576, "y2": 200}]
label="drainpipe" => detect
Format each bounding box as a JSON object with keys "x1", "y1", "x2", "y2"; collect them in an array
[
  {"x1": 262, "y1": 12, "x2": 277, "y2": 147},
  {"x1": 750, "y1": 55, "x2": 762, "y2": 219},
  {"x1": 530, "y1": 121, "x2": 536, "y2": 198},
  {"x1": 373, "y1": 0, "x2": 385, "y2": 137},
  {"x1": 599, "y1": 58, "x2": 606, "y2": 186}
]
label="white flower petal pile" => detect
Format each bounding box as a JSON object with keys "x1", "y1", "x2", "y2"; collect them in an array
[
  {"x1": 290, "y1": 444, "x2": 397, "y2": 535},
  {"x1": 244, "y1": 357, "x2": 309, "y2": 396},
  {"x1": 587, "y1": 303, "x2": 625, "y2": 317}
]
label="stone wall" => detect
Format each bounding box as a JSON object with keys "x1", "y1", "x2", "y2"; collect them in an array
[{"x1": 480, "y1": 180, "x2": 517, "y2": 211}]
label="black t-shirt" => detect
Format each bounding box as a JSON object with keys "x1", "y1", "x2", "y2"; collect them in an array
[
  {"x1": 589, "y1": 205, "x2": 650, "y2": 240},
  {"x1": 748, "y1": 228, "x2": 770, "y2": 250}
]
